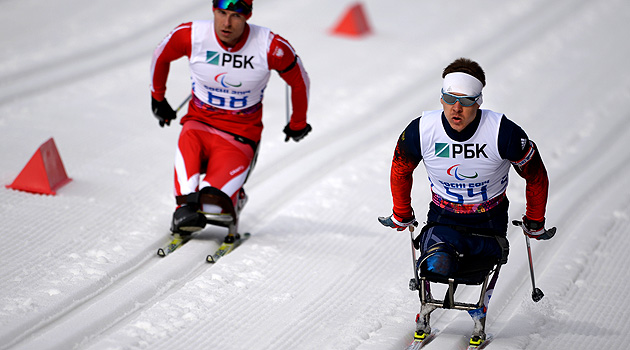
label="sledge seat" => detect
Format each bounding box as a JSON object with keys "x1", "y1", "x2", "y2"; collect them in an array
[
  {"x1": 176, "y1": 187, "x2": 239, "y2": 236},
  {"x1": 421, "y1": 256, "x2": 499, "y2": 286},
  {"x1": 413, "y1": 256, "x2": 502, "y2": 312}
]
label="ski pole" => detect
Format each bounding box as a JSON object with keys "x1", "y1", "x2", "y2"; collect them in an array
[
  {"x1": 407, "y1": 223, "x2": 422, "y2": 292},
  {"x1": 175, "y1": 94, "x2": 192, "y2": 115},
  {"x1": 524, "y1": 234, "x2": 544, "y2": 302},
  {"x1": 409, "y1": 225, "x2": 419, "y2": 289},
  {"x1": 512, "y1": 220, "x2": 555, "y2": 302},
  {"x1": 285, "y1": 84, "x2": 291, "y2": 124}
]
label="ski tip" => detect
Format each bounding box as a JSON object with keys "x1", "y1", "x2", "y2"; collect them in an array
[
  {"x1": 157, "y1": 248, "x2": 166, "y2": 257},
  {"x1": 206, "y1": 255, "x2": 216, "y2": 263}
]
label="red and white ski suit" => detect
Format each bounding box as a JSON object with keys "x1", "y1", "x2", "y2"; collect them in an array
[{"x1": 151, "y1": 21, "x2": 309, "y2": 206}]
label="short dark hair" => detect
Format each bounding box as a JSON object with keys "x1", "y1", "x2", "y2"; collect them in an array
[{"x1": 442, "y1": 58, "x2": 486, "y2": 87}]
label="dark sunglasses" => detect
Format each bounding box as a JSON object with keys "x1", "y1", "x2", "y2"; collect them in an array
[
  {"x1": 214, "y1": 0, "x2": 252, "y2": 15},
  {"x1": 441, "y1": 89, "x2": 481, "y2": 107}
]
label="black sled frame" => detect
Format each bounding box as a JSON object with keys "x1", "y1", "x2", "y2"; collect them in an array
[{"x1": 176, "y1": 187, "x2": 240, "y2": 241}]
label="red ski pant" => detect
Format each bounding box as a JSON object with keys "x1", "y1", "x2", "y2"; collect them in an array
[{"x1": 174, "y1": 121, "x2": 254, "y2": 208}]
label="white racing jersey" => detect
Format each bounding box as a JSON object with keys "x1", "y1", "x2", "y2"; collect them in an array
[
  {"x1": 419, "y1": 109, "x2": 511, "y2": 204},
  {"x1": 189, "y1": 21, "x2": 272, "y2": 110}
]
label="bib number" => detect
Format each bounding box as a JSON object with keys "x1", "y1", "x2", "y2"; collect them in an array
[
  {"x1": 444, "y1": 186, "x2": 488, "y2": 204},
  {"x1": 208, "y1": 91, "x2": 249, "y2": 109}
]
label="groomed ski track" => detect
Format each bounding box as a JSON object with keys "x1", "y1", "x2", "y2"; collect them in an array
[{"x1": 1, "y1": 0, "x2": 629, "y2": 349}]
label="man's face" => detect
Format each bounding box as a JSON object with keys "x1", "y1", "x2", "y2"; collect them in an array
[
  {"x1": 213, "y1": 8, "x2": 247, "y2": 47},
  {"x1": 441, "y1": 93, "x2": 480, "y2": 132}
]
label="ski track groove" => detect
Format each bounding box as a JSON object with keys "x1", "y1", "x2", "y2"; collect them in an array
[
  {"x1": 4, "y1": 237, "x2": 218, "y2": 350},
  {"x1": 230, "y1": 232, "x2": 359, "y2": 349},
  {"x1": 88, "y1": 234, "x2": 231, "y2": 339},
  {"x1": 0, "y1": 196, "x2": 159, "y2": 349},
  {"x1": 261, "y1": 234, "x2": 399, "y2": 350},
  {"x1": 116, "y1": 228, "x2": 343, "y2": 349},
  {"x1": 138, "y1": 239, "x2": 309, "y2": 350}
]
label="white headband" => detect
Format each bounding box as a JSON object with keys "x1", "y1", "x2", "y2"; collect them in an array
[{"x1": 442, "y1": 72, "x2": 483, "y2": 106}]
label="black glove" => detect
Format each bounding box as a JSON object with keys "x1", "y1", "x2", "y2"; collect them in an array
[
  {"x1": 152, "y1": 97, "x2": 177, "y2": 127},
  {"x1": 522, "y1": 216, "x2": 554, "y2": 240},
  {"x1": 283, "y1": 123, "x2": 312, "y2": 142}
]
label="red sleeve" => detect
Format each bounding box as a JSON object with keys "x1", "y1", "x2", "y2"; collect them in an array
[
  {"x1": 150, "y1": 23, "x2": 192, "y2": 101},
  {"x1": 267, "y1": 33, "x2": 309, "y2": 130},
  {"x1": 390, "y1": 136, "x2": 420, "y2": 220},
  {"x1": 513, "y1": 141, "x2": 549, "y2": 221}
]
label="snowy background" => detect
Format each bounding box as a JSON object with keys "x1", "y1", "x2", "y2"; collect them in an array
[{"x1": 1, "y1": 0, "x2": 629, "y2": 349}]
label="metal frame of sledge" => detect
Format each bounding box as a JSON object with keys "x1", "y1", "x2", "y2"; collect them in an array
[
  {"x1": 408, "y1": 226, "x2": 504, "y2": 341},
  {"x1": 415, "y1": 264, "x2": 501, "y2": 312}
]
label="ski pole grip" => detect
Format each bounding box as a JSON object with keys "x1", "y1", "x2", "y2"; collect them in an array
[{"x1": 513, "y1": 219, "x2": 556, "y2": 240}]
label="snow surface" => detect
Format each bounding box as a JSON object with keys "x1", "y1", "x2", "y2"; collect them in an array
[{"x1": 1, "y1": 0, "x2": 630, "y2": 349}]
